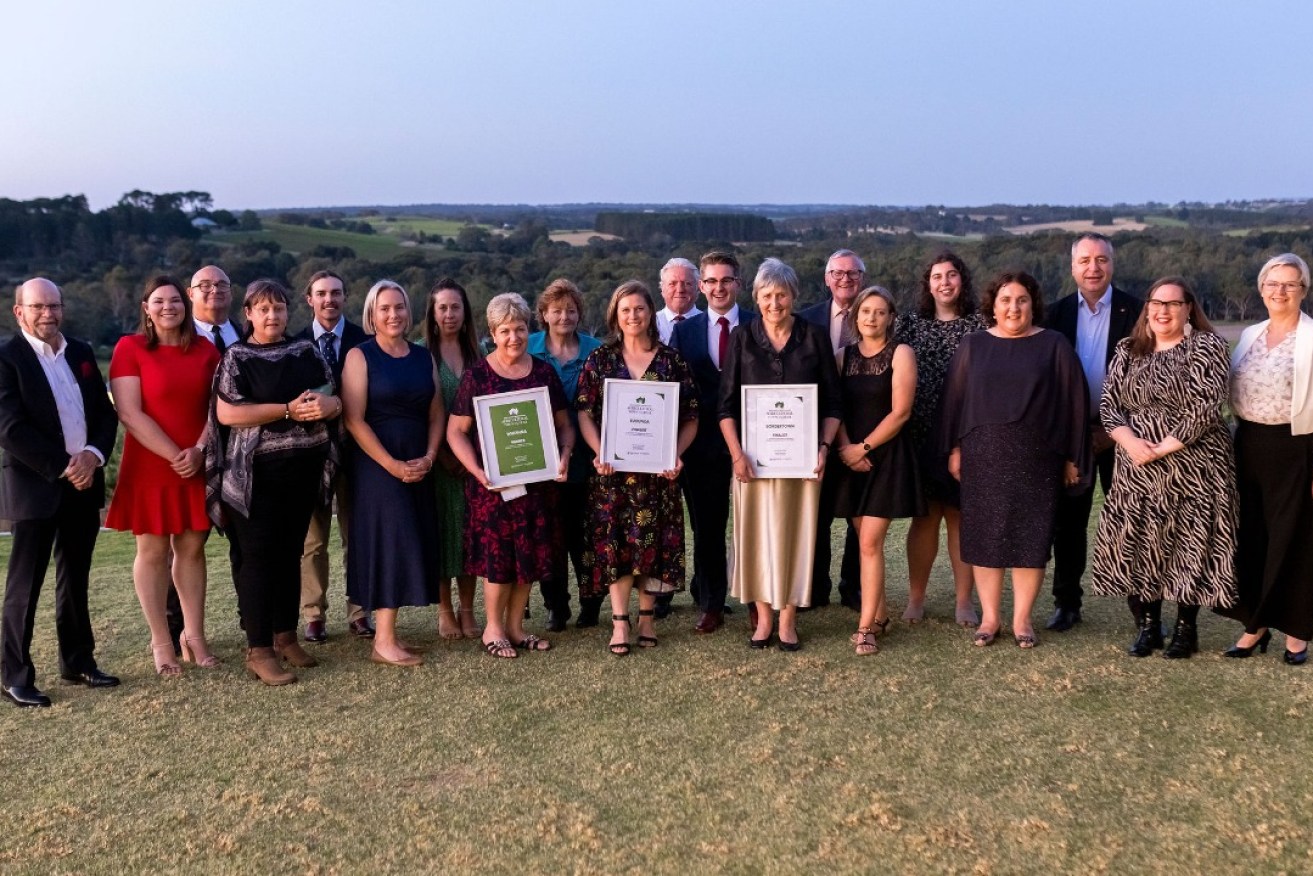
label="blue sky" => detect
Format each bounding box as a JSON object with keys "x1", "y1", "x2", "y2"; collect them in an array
[{"x1": 3, "y1": 0, "x2": 1310, "y2": 210}]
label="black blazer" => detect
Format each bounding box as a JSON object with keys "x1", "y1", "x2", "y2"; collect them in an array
[
  {"x1": 796, "y1": 296, "x2": 834, "y2": 333},
  {"x1": 295, "y1": 319, "x2": 368, "y2": 389},
  {"x1": 670, "y1": 308, "x2": 759, "y2": 457},
  {"x1": 0, "y1": 334, "x2": 118, "y2": 520},
  {"x1": 1044, "y1": 286, "x2": 1142, "y2": 366}
]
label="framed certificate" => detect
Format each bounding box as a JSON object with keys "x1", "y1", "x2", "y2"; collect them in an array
[
  {"x1": 472, "y1": 386, "x2": 561, "y2": 488},
  {"x1": 741, "y1": 384, "x2": 819, "y2": 479},
  {"x1": 599, "y1": 379, "x2": 680, "y2": 474}
]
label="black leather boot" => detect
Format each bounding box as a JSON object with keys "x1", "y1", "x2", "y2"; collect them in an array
[
  {"x1": 576, "y1": 598, "x2": 602, "y2": 628},
  {"x1": 1162, "y1": 617, "x2": 1199, "y2": 659},
  {"x1": 1128, "y1": 613, "x2": 1165, "y2": 657}
]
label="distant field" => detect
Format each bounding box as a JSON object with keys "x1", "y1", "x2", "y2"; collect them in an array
[
  {"x1": 1223, "y1": 224, "x2": 1313, "y2": 237},
  {"x1": 365, "y1": 217, "x2": 468, "y2": 238},
  {"x1": 1005, "y1": 217, "x2": 1149, "y2": 235},
  {"x1": 1142, "y1": 215, "x2": 1190, "y2": 228},
  {"x1": 549, "y1": 229, "x2": 621, "y2": 245},
  {"x1": 213, "y1": 222, "x2": 411, "y2": 261}
]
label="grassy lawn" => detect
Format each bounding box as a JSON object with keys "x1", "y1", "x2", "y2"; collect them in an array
[
  {"x1": 2, "y1": 521, "x2": 1311, "y2": 873},
  {"x1": 365, "y1": 217, "x2": 468, "y2": 238},
  {"x1": 213, "y1": 222, "x2": 419, "y2": 261}
]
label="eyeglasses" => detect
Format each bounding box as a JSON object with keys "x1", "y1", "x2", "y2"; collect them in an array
[
  {"x1": 192, "y1": 281, "x2": 232, "y2": 293},
  {"x1": 1146, "y1": 300, "x2": 1187, "y2": 312},
  {"x1": 1261, "y1": 281, "x2": 1305, "y2": 293},
  {"x1": 702, "y1": 278, "x2": 739, "y2": 287},
  {"x1": 22, "y1": 303, "x2": 63, "y2": 313},
  {"x1": 827, "y1": 270, "x2": 863, "y2": 281}
]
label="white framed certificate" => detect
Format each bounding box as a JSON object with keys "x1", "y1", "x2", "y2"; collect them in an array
[
  {"x1": 472, "y1": 386, "x2": 561, "y2": 488},
  {"x1": 741, "y1": 384, "x2": 819, "y2": 479},
  {"x1": 599, "y1": 379, "x2": 680, "y2": 473}
]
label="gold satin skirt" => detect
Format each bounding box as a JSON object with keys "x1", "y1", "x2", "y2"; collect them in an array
[{"x1": 729, "y1": 477, "x2": 820, "y2": 610}]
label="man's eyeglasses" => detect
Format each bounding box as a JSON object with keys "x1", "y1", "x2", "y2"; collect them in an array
[
  {"x1": 702, "y1": 278, "x2": 739, "y2": 287},
  {"x1": 22, "y1": 303, "x2": 63, "y2": 313},
  {"x1": 827, "y1": 270, "x2": 862, "y2": 281},
  {"x1": 192, "y1": 281, "x2": 232, "y2": 293}
]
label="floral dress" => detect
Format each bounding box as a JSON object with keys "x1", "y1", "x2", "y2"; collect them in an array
[
  {"x1": 576, "y1": 343, "x2": 699, "y2": 596},
  {"x1": 450, "y1": 357, "x2": 567, "y2": 585}
]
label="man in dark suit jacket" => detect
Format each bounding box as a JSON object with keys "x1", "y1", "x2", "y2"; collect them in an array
[
  {"x1": 0, "y1": 278, "x2": 119, "y2": 707},
  {"x1": 296, "y1": 269, "x2": 372, "y2": 642},
  {"x1": 796, "y1": 249, "x2": 864, "y2": 609},
  {"x1": 670, "y1": 251, "x2": 758, "y2": 633},
  {"x1": 1043, "y1": 233, "x2": 1143, "y2": 631}
]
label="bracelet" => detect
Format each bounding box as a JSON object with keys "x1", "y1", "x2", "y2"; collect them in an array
[{"x1": 283, "y1": 403, "x2": 291, "y2": 421}]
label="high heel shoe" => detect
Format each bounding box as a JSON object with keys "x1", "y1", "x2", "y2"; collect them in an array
[
  {"x1": 1223, "y1": 629, "x2": 1270, "y2": 659},
  {"x1": 178, "y1": 631, "x2": 220, "y2": 668},
  {"x1": 609, "y1": 614, "x2": 632, "y2": 656},
  {"x1": 636, "y1": 608, "x2": 658, "y2": 648},
  {"x1": 1284, "y1": 648, "x2": 1308, "y2": 666},
  {"x1": 151, "y1": 642, "x2": 182, "y2": 677}
]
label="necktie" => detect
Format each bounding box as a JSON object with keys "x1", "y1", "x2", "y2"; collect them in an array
[
  {"x1": 319, "y1": 332, "x2": 338, "y2": 370},
  {"x1": 717, "y1": 316, "x2": 730, "y2": 369},
  {"x1": 838, "y1": 309, "x2": 856, "y2": 348},
  {"x1": 211, "y1": 324, "x2": 227, "y2": 354},
  {"x1": 673, "y1": 315, "x2": 685, "y2": 323}
]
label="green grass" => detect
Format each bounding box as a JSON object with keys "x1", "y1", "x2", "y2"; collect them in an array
[
  {"x1": 365, "y1": 217, "x2": 468, "y2": 238},
  {"x1": 1141, "y1": 215, "x2": 1190, "y2": 228},
  {"x1": 2, "y1": 521, "x2": 1312, "y2": 873},
  {"x1": 212, "y1": 222, "x2": 422, "y2": 261}
]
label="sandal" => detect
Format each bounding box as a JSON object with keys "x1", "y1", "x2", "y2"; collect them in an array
[
  {"x1": 851, "y1": 628, "x2": 879, "y2": 656},
  {"x1": 438, "y1": 607, "x2": 462, "y2": 640},
  {"x1": 151, "y1": 642, "x2": 182, "y2": 677},
  {"x1": 871, "y1": 617, "x2": 890, "y2": 637},
  {"x1": 609, "y1": 614, "x2": 632, "y2": 656},
  {"x1": 514, "y1": 635, "x2": 551, "y2": 652},
  {"x1": 636, "y1": 608, "x2": 658, "y2": 648},
  {"x1": 482, "y1": 638, "x2": 517, "y2": 659},
  {"x1": 1015, "y1": 632, "x2": 1037, "y2": 650},
  {"x1": 973, "y1": 627, "x2": 999, "y2": 647},
  {"x1": 179, "y1": 632, "x2": 220, "y2": 668}
]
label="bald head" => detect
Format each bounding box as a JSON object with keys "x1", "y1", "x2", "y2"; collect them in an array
[
  {"x1": 14, "y1": 277, "x2": 64, "y2": 343},
  {"x1": 189, "y1": 264, "x2": 232, "y2": 325},
  {"x1": 16, "y1": 277, "x2": 61, "y2": 307}
]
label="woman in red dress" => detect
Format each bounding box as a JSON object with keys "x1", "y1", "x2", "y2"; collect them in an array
[{"x1": 106, "y1": 275, "x2": 220, "y2": 676}]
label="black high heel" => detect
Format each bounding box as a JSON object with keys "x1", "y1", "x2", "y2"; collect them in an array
[
  {"x1": 1284, "y1": 647, "x2": 1308, "y2": 666},
  {"x1": 1223, "y1": 629, "x2": 1271, "y2": 659},
  {"x1": 636, "y1": 608, "x2": 658, "y2": 648},
  {"x1": 608, "y1": 614, "x2": 631, "y2": 657}
]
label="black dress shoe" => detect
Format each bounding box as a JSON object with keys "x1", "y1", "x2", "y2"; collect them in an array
[
  {"x1": 3, "y1": 684, "x2": 51, "y2": 707},
  {"x1": 1045, "y1": 607, "x2": 1081, "y2": 632},
  {"x1": 348, "y1": 618, "x2": 376, "y2": 639},
  {"x1": 576, "y1": 599, "x2": 601, "y2": 628},
  {"x1": 653, "y1": 602, "x2": 673, "y2": 620},
  {"x1": 59, "y1": 668, "x2": 120, "y2": 688},
  {"x1": 777, "y1": 637, "x2": 802, "y2": 652},
  {"x1": 544, "y1": 609, "x2": 568, "y2": 633},
  {"x1": 304, "y1": 620, "x2": 328, "y2": 643},
  {"x1": 1285, "y1": 648, "x2": 1308, "y2": 666}
]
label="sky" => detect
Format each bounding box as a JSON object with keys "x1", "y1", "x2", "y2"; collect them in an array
[{"x1": 3, "y1": 0, "x2": 1312, "y2": 211}]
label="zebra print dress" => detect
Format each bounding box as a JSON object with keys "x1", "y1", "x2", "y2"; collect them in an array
[{"x1": 1091, "y1": 332, "x2": 1238, "y2": 606}]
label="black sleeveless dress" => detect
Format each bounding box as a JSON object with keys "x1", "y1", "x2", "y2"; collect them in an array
[{"x1": 832, "y1": 342, "x2": 925, "y2": 519}]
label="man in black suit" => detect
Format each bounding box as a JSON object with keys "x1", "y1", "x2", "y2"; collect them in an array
[
  {"x1": 1043, "y1": 232, "x2": 1143, "y2": 631},
  {"x1": 0, "y1": 278, "x2": 119, "y2": 707},
  {"x1": 670, "y1": 251, "x2": 758, "y2": 633},
  {"x1": 796, "y1": 249, "x2": 863, "y2": 609},
  {"x1": 296, "y1": 269, "x2": 373, "y2": 642}
]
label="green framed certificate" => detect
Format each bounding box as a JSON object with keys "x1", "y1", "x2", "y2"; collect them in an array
[
  {"x1": 598, "y1": 378, "x2": 680, "y2": 474},
  {"x1": 741, "y1": 384, "x2": 818, "y2": 478},
  {"x1": 472, "y1": 386, "x2": 560, "y2": 488}
]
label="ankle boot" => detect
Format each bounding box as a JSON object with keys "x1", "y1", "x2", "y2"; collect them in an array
[
  {"x1": 1128, "y1": 613, "x2": 1165, "y2": 657},
  {"x1": 1162, "y1": 618, "x2": 1198, "y2": 659},
  {"x1": 273, "y1": 631, "x2": 319, "y2": 668},
  {"x1": 576, "y1": 598, "x2": 602, "y2": 628},
  {"x1": 246, "y1": 647, "x2": 297, "y2": 686}
]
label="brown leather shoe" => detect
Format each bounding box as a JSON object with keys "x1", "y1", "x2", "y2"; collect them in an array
[
  {"x1": 694, "y1": 610, "x2": 724, "y2": 634},
  {"x1": 348, "y1": 618, "x2": 376, "y2": 639},
  {"x1": 245, "y1": 647, "x2": 297, "y2": 686},
  {"x1": 273, "y1": 631, "x2": 319, "y2": 668}
]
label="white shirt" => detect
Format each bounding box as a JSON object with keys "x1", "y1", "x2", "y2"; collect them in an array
[
  {"x1": 706, "y1": 304, "x2": 741, "y2": 370},
  {"x1": 310, "y1": 316, "x2": 345, "y2": 359},
  {"x1": 656, "y1": 306, "x2": 702, "y2": 344},
  {"x1": 1075, "y1": 286, "x2": 1113, "y2": 409},
  {"x1": 194, "y1": 317, "x2": 240, "y2": 349},
  {"x1": 21, "y1": 329, "x2": 104, "y2": 464}
]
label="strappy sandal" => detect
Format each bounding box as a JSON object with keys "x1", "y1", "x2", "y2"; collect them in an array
[
  {"x1": 609, "y1": 614, "x2": 632, "y2": 656},
  {"x1": 1014, "y1": 632, "x2": 1037, "y2": 650},
  {"x1": 151, "y1": 642, "x2": 182, "y2": 677},
  {"x1": 482, "y1": 638, "x2": 517, "y2": 659},
  {"x1": 851, "y1": 628, "x2": 879, "y2": 656},
  {"x1": 871, "y1": 617, "x2": 890, "y2": 637},
  {"x1": 973, "y1": 627, "x2": 999, "y2": 647},
  {"x1": 515, "y1": 635, "x2": 551, "y2": 652},
  {"x1": 179, "y1": 631, "x2": 220, "y2": 668},
  {"x1": 637, "y1": 608, "x2": 658, "y2": 648}
]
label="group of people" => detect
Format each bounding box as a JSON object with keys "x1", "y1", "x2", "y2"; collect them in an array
[{"x1": 3, "y1": 236, "x2": 1311, "y2": 706}]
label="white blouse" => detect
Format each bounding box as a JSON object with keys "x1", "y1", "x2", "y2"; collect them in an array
[{"x1": 1231, "y1": 327, "x2": 1296, "y2": 425}]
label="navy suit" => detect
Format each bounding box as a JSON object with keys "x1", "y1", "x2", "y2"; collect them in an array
[
  {"x1": 1043, "y1": 286, "x2": 1143, "y2": 610},
  {"x1": 295, "y1": 320, "x2": 368, "y2": 391},
  {"x1": 796, "y1": 296, "x2": 859, "y2": 605},
  {"x1": 670, "y1": 309, "x2": 758, "y2": 614},
  {"x1": 0, "y1": 334, "x2": 117, "y2": 687}
]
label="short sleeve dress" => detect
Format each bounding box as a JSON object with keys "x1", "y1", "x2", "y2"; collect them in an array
[
  {"x1": 831, "y1": 342, "x2": 925, "y2": 520},
  {"x1": 451, "y1": 357, "x2": 567, "y2": 585},
  {"x1": 105, "y1": 334, "x2": 220, "y2": 535},
  {"x1": 575, "y1": 343, "x2": 699, "y2": 596}
]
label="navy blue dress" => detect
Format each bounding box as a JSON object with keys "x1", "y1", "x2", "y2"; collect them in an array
[{"x1": 346, "y1": 340, "x2": 440, "y2": 611}]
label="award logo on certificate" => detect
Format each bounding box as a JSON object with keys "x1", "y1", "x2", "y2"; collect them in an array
[
  {"x1": 599, "y1": 379, "x2": 679, "y2": 473},
  {"x1": 741, "y1": 384, "x2": 819, "y2": 478},
  {"x1": 472, "y1": 386, "x2": 560, "y2": 488}
]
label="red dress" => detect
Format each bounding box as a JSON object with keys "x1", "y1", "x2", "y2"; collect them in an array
[{"x1": 105, "y1": 334, "x2": 220, "y2": 535}]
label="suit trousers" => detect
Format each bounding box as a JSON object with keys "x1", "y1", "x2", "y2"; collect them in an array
[
  {"x1": 300, "y1": 472, "x2": 365, "y2": 624},
  {"x1": 681, "y1": 451, "x2": 733, "y2": 613},
  {"x1": 1050, "y1": 446, "x2": 1115, "y2": 609},
  {"x1": 1, "y1": 491, "x2": 101, "y2": 687}
]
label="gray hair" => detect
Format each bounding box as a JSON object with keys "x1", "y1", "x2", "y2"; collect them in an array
[
  {"x1": 486, "y1": 292, "x2": 532, "y2": 335},
  {"x1": 1071, "y1": 232, "x2": 1115, "y2": 260},
  {"x1": 753, "y1": 257, "x2": 800, "y2": 301},
  {"x1": 361, "y1": 279, "x2": 411, "y2": 335},
  {"x1": 659, "y1": 257, "x2": 699, "y2": 284},
  {"x1": 1257, "y1": 252, "x2": 1311, "y2": 292},
  {"x1": 825, "y1": 248, "x2": 866, "y2": 274}
]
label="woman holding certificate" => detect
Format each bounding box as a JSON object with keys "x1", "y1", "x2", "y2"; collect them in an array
[
  {"x1": 718, "y1": 258, "x2": 843, "y2": 651},
  {"x1": 446, "y1": 293, "x2": 573, "y2": 659},
  {"x1": 577, "y1": 280, "x2": 699, "y2": 656}
]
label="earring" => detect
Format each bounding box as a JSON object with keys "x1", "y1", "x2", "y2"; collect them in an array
[{"x1": 146, "y1": 317, "x2": 154, "y2": 327}]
